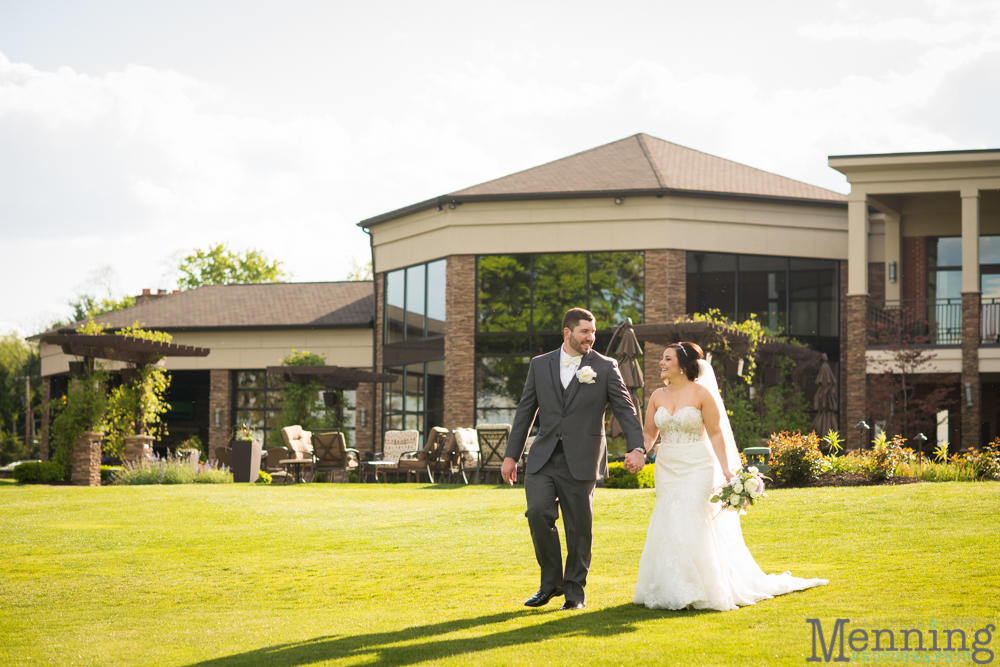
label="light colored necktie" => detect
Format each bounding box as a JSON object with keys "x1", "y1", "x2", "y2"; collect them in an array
[{"x1": 562, "y1": 355, "x2": 582, "y2": 367}]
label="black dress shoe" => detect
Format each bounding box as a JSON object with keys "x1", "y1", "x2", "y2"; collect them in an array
[
  {"x1": 560, "y1": 599, "x2": 586, "y2": 610},
  {"x1": 524, "y1": 587, "x2": 563, "y2": 607}
]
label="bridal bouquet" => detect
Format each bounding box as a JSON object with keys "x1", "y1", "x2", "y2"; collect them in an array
[{"x1": 710, "y1": 467, "x2": 770, "y2": 515}]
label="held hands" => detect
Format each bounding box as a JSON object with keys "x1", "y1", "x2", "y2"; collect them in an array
[
  {"x1": 624, "y1": 449, "x2": 646, "y2": 474},
  {"x1": 501, "y1": 457, "x2": 518, "y2": 485}
]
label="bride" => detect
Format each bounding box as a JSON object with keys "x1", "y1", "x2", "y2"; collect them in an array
[{"x1": 632, "y1": 341, "x2": 828, "y2": 611}]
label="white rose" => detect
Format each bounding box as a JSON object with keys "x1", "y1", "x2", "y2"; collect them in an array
[
  {"x1": 748, "y1": 466, "x2": 759, "y2": 474},
  {"x1": 576, "y1": 366, "x2": 597, "y2": 384},
  {"x1": 749, "y1": 487, "x2": 761, "y2": 498},
  {"x1": 744, "y1": 478, "x2": 759, "y2": 494},
  {"x1": 731, "y1": 481, "x2": 744, "y2": 494},
  {"x1": 729, "y1": 495, "x2": 741, "y2": 507}
]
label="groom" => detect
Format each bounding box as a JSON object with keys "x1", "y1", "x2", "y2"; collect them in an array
[{"x1": 501, "y1": 308, "x2": 646, "y2": 610}]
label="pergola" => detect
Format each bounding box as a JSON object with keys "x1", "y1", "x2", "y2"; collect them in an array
[{"x1": 42, "y1": 333, "x2": 211, "y2": 368}]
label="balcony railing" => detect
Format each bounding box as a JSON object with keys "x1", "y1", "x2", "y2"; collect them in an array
[
  {"x1": 868, "y1": 297, "x2": 1000, "y2": 346},
  {"x1": 867, "y1": 298, "x2": 961, "y2": 346}
]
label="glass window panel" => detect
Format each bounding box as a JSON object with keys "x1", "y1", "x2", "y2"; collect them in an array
[
  {"x1": 426, "y1": 360, "x2": 445, "y2": 415},
  {"x1": 477, "y1": 408, "x2": 517, "y2": 426},
  {"x1": 686, "y1": 252, "x2": 736, "y2": 320},
  {"x1": 934, "y1": 237, "x2": 962, "y2": 268},
  {"x1": 588, "y1": 252, "x2": 644, "y2": 327},
  {"x1": 404, "y1": 364, "x2": 424, "y2": 412},
  {"x1": 235, "y1": 410, "x2": 264, "y2": 428},
  {"x1": 388, "y1": 414, "x2": 403, "y2": 430},
  {"x1": 406, "y1": 265, "x2": 426, "y2": 338},
  {"x1": 266, "y1": 391, "x2": 284, "y2": 408},
  {"x1": 385, "y1": 269, "x2": 405, "y2": 344},
  {"x1": 237, "y1": 371, "x2": 263, "y2": 389},
  {"x1": 933, "y1": 271, "x2": 963, "y2": 300},
  {"x1": 789, "y1": 258, "x2": 837, "y2": 272},
  {"x1": 478, "y1": 255, "x2": 531, "y2": 332},
  {"x1": 532, "y1": 253, "x2": 587, "y2": 332},
  {"x1": 983, "y1": 275, "x2": 1000, "y2": 299},
  {"x1": 790, "y1": 301, "x2": 819, "y2": 336},
  {"x1": 982, "y1": 236, "x2": 1000, "y2": 265},
  {"x1": 342, "y1": 390, "x2": 357, "y2": 428},
  {"x1": 736, "y1": 256, "x2": 787, "y2": 333},
  {"x1": 477, "y1": 357, "x2": 531, "y2": 409},
  {"x1": 236, "y1": 392, "x2": 261, "y2": 409},
  {"x1": 265, "y1": 410, "x2": 282, "y2": 429},
  {"x1": 426, "y1": 260, "x2": 446, "y2": 336}
]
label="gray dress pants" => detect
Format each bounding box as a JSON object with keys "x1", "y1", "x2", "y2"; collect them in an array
[{"x1": 524, "y1": 443, "x2": 596, "y2": 603}]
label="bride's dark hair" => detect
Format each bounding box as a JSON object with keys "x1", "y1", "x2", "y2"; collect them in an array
[{"x1": 666, "y1": 342, "x2": 704, "y2": 381}]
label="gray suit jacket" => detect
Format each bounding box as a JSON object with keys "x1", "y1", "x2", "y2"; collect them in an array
[{"x1": 504, "y1": 348, "x2": 645, "y2": 481}]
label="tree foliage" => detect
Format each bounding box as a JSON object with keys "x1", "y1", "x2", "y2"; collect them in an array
[
  {"x1": 0, "y1": 334, "x2": 41, "y2": 465},
  {"x1": 275, "y1": 350, "x2": 347, "y2": 437},
  {"x1": 177, "y1": 243, "x2": 287, "y2": 289}
]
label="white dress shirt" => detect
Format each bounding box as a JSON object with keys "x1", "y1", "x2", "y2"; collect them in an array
[{"x1": 559, "y1": 345, "x2": 583, "y2": 389}]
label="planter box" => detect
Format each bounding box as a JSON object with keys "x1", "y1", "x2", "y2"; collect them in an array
[
  {"x1": 231, "y1": 439, "x2": 262, "y2": 483},
  {"x1": 72, "y1": 432, "x2": 103, "y2": 486},
  {"x1": 124, "y1": 434, "x2": 155, "y2": 461}
]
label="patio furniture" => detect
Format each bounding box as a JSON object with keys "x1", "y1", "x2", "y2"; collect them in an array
[
  {"x1": 312, "y1": 431, "x2": 361, "y2": 483},
  {"x1": 475, "y1": 423, "x2": 511, "y2": 484},
  {"x1": 743, "y1": 446, "x2": 771, "y2": 474},
  {"x1": 398, "y1": 427, "x2": 448, "y2": 483},
  {"x1": 430, "y1": 430, "x2": 470, "y2": 484},
  {"x1": 370, "y1": 430, "x2": 420, "y2": 482},
  {"x1": 265, "y1": 447, "x2": 292, "y2": 484},
  {"x1": 280, "y1": 425, "x2": 315, "y2": 481},
  {"x1": 452, "y1": 427, "x2": 479, "y2": 470}
]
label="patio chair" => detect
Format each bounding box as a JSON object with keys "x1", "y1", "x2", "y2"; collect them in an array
[
  {"x1": 429, "y1": 430, "x2": 469, "y2": 484},
  {"x1": 280, "y1": 425, "x2": 315, "y2": 481},
  {"x1": 265, "y1": 446, "x2": 292, "y2": 484},
  {"x1": 312, "y1": 431, "x2": 361, "y2": 483},
  {"x1": 452, "y1": 427, "x2": 479, "y2": 471},
  {"x1": 475, "y1": 423, "x2": 511, "y2": 484},
  {"x1": 370, "y1": 429, "x2": 419, "y2": 482},
  {"x1": 398, "y1": 427, "x2": 448, "y2": 483}
]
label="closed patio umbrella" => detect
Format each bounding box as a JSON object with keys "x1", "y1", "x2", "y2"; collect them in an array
[
  {"x1": 606, "y1": 318, "x2": 645, "y2": 438},
  {"x1": 810, "y1": 356, "x2": 839, "y2": 436}
]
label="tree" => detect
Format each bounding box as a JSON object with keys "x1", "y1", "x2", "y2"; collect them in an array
[
  {"x1": 177, "y1": 243, "x2": 287, "y2": 289},
  {"x1": 67, "y1": 266, "x2": 136, "y2": 322},
  {"x1": 346, "y1": 258, "x2": 372, "y2": 281},
  {"x1": 0, "y1": 334, "x2": 41, "y2": 465}
]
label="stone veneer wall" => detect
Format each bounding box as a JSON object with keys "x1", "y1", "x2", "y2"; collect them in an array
[
  {"x1": 868, "y1": 263, "x2": 886, "y2": 302},
  {"x1": 354, "y1": 382, "x2": 374, "y2": 453},
  {"x1": 642, "y1": 249, "x2": 687, "y2": 402},
  {"x1": 961, "y1": 292, "x2": 981, "y2": 451},
  {"x1": 902, "y1": 236, "x2": 927, "y2": 301},
  {"x1": 839, "y1": 260, "x2": 848, "y2": 437},
  {"x1": 373, "y1": 272, "x2": 385, "y2": 452},
  {"x1": 844, "y1": 294, "x2": 868, "y2": 450},
  {"x1": 71, "y1": 433, "x2": 101, "y2": 486},
  {"x1": 40, "y1": 377, "x2": 50, "y2": 461},
  {"x1": 445, "y1": 255, "x2": 476, "y2": 429},
  {"x1": 208, "y1": 369, "x2": 232, "y2": 454}
]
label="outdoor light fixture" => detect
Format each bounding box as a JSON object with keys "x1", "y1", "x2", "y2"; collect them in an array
[
  {"x1": 854, "y1": 421, "x2": 870, "y2": 431},
  {"x1": 888, "y1": 261, "x2": 897, "y2": 283},
  {"x1": 913, "y1": 433, "x2": 928, "y2": 458},
  {"x1": 614, "y1": 197, "x2": 624, "y2": 205},
  {"x1": 214, "y1": 408, "x2": 221, "y2": 428},
  {"x1": 964, "y1": 382, "x2": 974, "y2": 407},
  {"x1": 358, "y1": 408, "x2": 368, "y2": 427}
]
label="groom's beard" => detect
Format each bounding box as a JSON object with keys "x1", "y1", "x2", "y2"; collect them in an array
[{"x1": 568, "y1": 337, "x2": 591, "y2": 356}]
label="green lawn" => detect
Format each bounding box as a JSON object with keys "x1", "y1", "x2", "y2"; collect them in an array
[{"x1": 0, "y1": 479, "x2": 997, "y2": 667}]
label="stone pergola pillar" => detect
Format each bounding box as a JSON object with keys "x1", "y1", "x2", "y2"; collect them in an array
[
  {"x1": 208, "y1": 370, "x2": 232, "y2": 454},
  {"x1": 642, "y1": 249, "x2": 686, "y2": 399},
  {"x1": 961, "y1": 188, "x2": 981, "y2": 451},
  {"x1": 845, "y1": 192, "x2": 869, "y2": 451},
  {"x1": 444, "y1": 255, "x2": 476, "y2": 430}
]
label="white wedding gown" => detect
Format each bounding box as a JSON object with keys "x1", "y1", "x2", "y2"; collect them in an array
[{"x1": 633, "y1": 405, "x2": 828, "y2": 611}]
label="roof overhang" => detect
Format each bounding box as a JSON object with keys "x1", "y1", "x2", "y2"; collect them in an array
[
  {"x1": 358, "y1": 187, "x2": 847, "y2": 229},
  {"x1": 829, "y1": 148, "x2": 1000, "y2": 176}
]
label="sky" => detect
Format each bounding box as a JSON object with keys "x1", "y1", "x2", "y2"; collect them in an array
[{"x1": 1, "y1": 0, "x2": 999, "y2": 335}]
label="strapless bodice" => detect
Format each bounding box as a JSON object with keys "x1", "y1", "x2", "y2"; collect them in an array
[{"x1": 654, "y1": 405, "x2": 706, "y2": 445}]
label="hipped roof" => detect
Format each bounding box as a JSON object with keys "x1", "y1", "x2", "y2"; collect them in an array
[
  {"x1": 360, "y1": 133, "x2": 846, "y2": 227},
  {"x1": 32, "y1": 282, "x2": 374, "y2": 339}
]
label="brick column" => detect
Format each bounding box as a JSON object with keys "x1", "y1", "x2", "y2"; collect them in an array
[
  {"x1": 71, "y1": 432, "x2": 102, "y2": 486},
  {"x1": 353, "y1": 382, "x2": 373, "y2": 453},
  {"x1": 845, "y1": 294, "x2": 868, "y2": 451},
  {"x1": 40, "y1": 376, "x2": 51, "y2": 461},
  {"x1": 445, "y1": 255, "x2": 476, "y2": 429},
  {"x1": 961, "y1": 292, "x2": 981, "y2": 451},
  {"x1": 642, "y1": 249, "x2": 686, "y2": 396},
  {"x1": 208, "y1": 370, "x2": 232, "y2": 454},
  {"x1": 373, "y1": 272, "x2": 386, "y2": 451}
]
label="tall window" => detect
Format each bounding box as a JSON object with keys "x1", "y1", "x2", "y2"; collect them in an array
[
  {"x1": 384, "y1": 259, "x2": 446, "y2": 344},
  {"x1": 383, "y1": 360, "x2": 444, "y2": 443},
  {"x1": 687, "y1": 253, "x2": 839, "y2": 338},
  {"x1": 475, "y1": 251, "x2": 644, "y2": 425},
  {"x1": 928, "y1": 236, "x2": 1000, "y2": 300},
  {"x1": 234, "y1": 371, "x2": 356, "y2": 447}
]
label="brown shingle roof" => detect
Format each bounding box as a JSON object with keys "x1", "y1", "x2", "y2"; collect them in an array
[
  {"x1": 35, "y1": 282, "x2": 373, "y2": 336},
  {"x1": 360, "y1": 133, "x2": 845, "y2": 227}
]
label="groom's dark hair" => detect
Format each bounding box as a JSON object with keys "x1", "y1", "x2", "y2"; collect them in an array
[{"x1": 562, "y1": 308, "x2": 595, "y2": 332}]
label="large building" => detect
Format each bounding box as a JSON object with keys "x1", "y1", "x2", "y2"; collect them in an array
[{"x1": 36, "y1": 134, "x2": 1000, "y2": 457}]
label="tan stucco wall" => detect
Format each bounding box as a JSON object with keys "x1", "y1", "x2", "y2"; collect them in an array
[
  {"x1": 866, "y1": 346, "x2": 1000, "y2": 374},
  {"x1": 370, "y1": 195, "x2": 849, "y2": 273},
  {"x1": 40, "y1": 328, "x2": 373, "y2": 377}
]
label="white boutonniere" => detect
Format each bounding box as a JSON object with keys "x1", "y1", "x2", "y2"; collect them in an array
[{"x1": 576, "y1": 366, "x2": 597, "y2": 384}]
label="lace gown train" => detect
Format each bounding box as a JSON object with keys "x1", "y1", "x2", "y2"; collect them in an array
[{"x1": 633, "y1": 406, "x2": 828, "y2": 611}]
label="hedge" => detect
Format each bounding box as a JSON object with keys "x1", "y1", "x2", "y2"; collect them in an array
[{"x1": 13, "y1": 461, "x2": 66, "y2": 483}]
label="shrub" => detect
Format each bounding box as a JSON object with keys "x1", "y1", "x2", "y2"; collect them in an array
[
  {"x1": 604, "y1": 461, "x2": 655, "y2": 489},
  {"x1": 971, "y1": 439, "x2": 1000, "y2": 481},
  {"x1": 867, "y1": 434, "x2": 907, "y2": 480},
  {"x1": 100, "y1": 465, "x2": 123, "y2": 484},
  {"x1": 13, "y1": 461, "x2": 64, "y2": 483},
  {"x1": 194, "y1": 462, "x2": 233, "y2": 484},
  {"x1": 256, "y1": 470, "x2": 272, "y2": 484},
  {"x1": 767, "y1": 430, "x2": 824, "y2": 483},
  {"x1": 114, "y1": 456, "x2": 232, "y2": 485}
]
